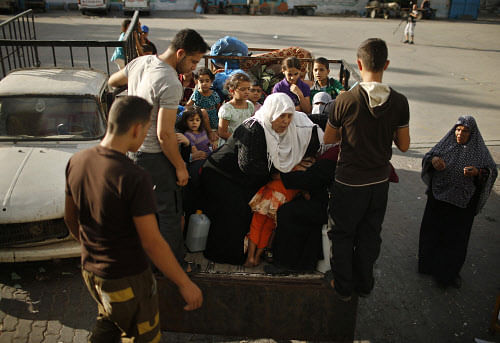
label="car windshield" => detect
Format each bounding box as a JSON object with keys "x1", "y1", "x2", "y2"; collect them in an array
[{"x1": 0, "y1": 96, "x2": 106, "y2": 141}]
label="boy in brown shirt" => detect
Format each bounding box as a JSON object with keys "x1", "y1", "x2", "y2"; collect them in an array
[
  {"x1": 65, "y1": 96, "x2": 202, "y2": 342},
  {"x1": 324, "y1": 38, "x2": 410, "y2": 301}
]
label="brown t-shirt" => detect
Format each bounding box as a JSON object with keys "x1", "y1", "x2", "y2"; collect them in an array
[
  {"x1": 328, "y1": 85, "x2": 409, "y2": 186},
  {"x1": 65, "y1": 145, "x2": 157, "y2": 279}
]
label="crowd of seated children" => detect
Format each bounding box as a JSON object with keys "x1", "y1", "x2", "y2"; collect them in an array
[{"x1": 218, "y1": 73, "x2": 254, "y2": 143}]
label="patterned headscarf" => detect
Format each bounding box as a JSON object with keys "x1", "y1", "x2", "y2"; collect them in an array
[
  {"x1": 421, "y1": 116, "x2": 497, "y2": 213},
  {"x1": 248, "y1": 93, "x2": 323, "y2": 173}
]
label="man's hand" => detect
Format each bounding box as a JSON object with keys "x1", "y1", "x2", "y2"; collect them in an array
[
  {"x1": 176, "y1": 133, "x2": 190, "y2": 146},
  {"x1": 176, "y1": 165, "x2": 189, "y2": 186},
  {"x1": 178, "y1": 280, "x2": 203, "y2": 311},
  {"x1": 431, "y1": 156, "x2": 446, "y2": 171}
]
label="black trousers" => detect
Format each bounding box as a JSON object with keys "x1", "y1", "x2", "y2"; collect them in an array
[{"x1": 329, "y1": 181, "x2": 389, "y2": 296}]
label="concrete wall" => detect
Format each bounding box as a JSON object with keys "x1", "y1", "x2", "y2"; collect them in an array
[
  {"x1": 47, "y1": 0, "x2": 452, "y2": 18},
  {"x1": 150, "y1": 0, "x2": 196, "y2": 11}
]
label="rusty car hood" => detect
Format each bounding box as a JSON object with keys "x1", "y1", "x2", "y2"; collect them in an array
[{"x1": 0, "y1": 143, "x2": 94, "y2": 223}]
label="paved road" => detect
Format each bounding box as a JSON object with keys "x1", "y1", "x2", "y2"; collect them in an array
[{"x1": 1, "y1": 10, "x2": 499, "y2": 343}]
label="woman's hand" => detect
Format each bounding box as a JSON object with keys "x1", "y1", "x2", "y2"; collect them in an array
[
  {"x1": 290, "y1": 84, "x2": 304, "y2": 99},
  {"x1": 176, "y1": 133, "x2": 190, "y2": 146},
  {"x1": 463, "y1": 166, "x2": 479, "y2": 177},
  {"x1": 431, "y1": 156, "x2": 446, "y2": 171}
]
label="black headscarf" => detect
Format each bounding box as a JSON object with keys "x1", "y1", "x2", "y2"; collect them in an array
[{"x1": 421, "y1": 116, "x2": 497, "y2": 213}]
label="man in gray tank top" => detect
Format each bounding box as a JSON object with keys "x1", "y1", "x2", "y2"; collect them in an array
[{"x1": 108, "y1": 29, "x2": 209, "y2": 269}]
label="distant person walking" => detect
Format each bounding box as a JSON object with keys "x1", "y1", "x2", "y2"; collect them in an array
[
  {"x1": 108, "y1": 29, "x2": 210, "y2": 272},
  {"x1": 324, "y1": 38, "x2": 410, "y2": 301},
  {"x1": 404, "y1": 4, "x2": 418, "y2": 44},
  {"x1": 418, "y1": 116, "x2": 497, "y2": 288}
]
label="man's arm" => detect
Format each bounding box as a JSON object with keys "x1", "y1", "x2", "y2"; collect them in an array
[
  {"x1": 324, "y1": 124, "x2": 341, "y2": 144},
  {"x1": 134, "y1": 214, "x2": 203, "y2": 311},
  {"x1": 108, "y1": 69, "x2": 128, "y2": 88},
  {"x1": 64, "y1": 194, "x2": 80, "y2": 242},
  {"x1": 157, "y1": 107, "x2": 189, "y2": 186},
  {"x1": 394, "y1": 126, "x2": 410, "y2": 152}
]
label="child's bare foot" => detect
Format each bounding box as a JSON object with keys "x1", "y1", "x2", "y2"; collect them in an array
[
  {"x1": 244, "y1": 258, "x2": 255, "y2": 268},
  {"x1": 254, "y1": 256, "x2": 261, "y2": 266}
]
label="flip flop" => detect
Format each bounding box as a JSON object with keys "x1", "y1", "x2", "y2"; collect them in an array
[{"x1": 323, "y1": 270, "x2": 352, "y2": 302}]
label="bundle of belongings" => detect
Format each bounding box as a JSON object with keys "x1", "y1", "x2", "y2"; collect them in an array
[{"x1": 208, "y1": 36, "x2": 312, "y2": 97}]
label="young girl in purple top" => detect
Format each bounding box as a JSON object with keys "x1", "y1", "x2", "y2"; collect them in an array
[
  {"x1": 272, "y1": 57, "x2": 312, "y2": 114},
  {"x1": 177, "y1": 108, "x2": 211, "y2": 155}
]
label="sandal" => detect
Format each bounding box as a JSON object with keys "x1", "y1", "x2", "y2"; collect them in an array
[
  {"x1": 263, "y1": 248, "x2": 273, "y2": 263},
  {"x1": 182, "y1": 261, "x2": 201, "y2": 275}
]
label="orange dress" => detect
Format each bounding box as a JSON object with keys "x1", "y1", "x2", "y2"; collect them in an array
[{"x1": 247, "y1": 179, "x2": 299, "y2": 249}]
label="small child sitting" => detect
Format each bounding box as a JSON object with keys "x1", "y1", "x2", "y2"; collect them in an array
[
  {"x1": 272, "y1": 57, "x2": 312, "y2": 114},
  {"x1": 244, "y1": 156, "x2": 316, "y2": 267},
  {"x1": 176, "y1": 108, "x2": 211, "y2": 156},
  {"x1": 218, "y1": 73, "x2": 254, "y2": 142},
  {"x1": 176, "y1": 108, "x2": 211, "y2": 220},
  {"x1": 249, "y1": 79, "x2": 264, "y2": 114},
  {"x1": 309, "y1": 91, "x2": 332, "y2": 131},
  {"x1": 186, "y1": 68, "x2": 222, "y2": 143},
  {"x1": 310, "y1": 57, "x2": 345, "y2": 102}
]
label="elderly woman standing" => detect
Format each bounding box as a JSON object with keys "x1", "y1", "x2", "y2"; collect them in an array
[
  {"x1": 418, "y1": 116, "x2": 497, "y2": 288},
  {"x1": 201, "y1": 93, "x2": 323, "y2": 265}
]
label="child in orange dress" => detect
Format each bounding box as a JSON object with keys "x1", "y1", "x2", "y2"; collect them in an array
[{"x1": 244, "y1": 156, "x2": 315, "y2": 267}]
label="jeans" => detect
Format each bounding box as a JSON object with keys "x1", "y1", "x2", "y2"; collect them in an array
[{"x1": 130, "y1": 151, "x2": 185, "y2": 264}]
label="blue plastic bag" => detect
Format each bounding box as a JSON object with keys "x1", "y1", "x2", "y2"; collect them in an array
[{"x1": 210, "y1": 36, "x2": 248, "y2": 70}]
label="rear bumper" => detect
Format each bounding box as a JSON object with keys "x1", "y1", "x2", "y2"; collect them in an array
[
  {"x1": 123, "y1": 5, "x2": 150, "y2": 11},
  {"x1": 0, "y1": 237, "x2": 80, "y2": 262},
  {"x1": 78, "y1": 4, "x2": 108, "y2": 10}
]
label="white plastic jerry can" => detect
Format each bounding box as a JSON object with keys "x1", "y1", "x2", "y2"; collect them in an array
[
  {"x1": 316, "y1": 224, "x2": 332, "y2": 273},
  {"x1": 185, "y1": 210, "x2": 211, "y2": 253}
]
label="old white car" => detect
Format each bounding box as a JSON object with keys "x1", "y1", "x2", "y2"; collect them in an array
[{"x1": 0, "y1": 68, "x2": 109, "y2": 262}]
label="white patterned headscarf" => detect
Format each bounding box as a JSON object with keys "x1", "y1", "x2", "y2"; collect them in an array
[
  {"x1": 248, "y1": 93, "x2": 323, "y2": 173},
  {"x1": 421, "y1": 116, "x2": 497, "y2": 213}
]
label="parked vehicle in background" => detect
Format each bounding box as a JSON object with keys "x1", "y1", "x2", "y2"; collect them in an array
[
  {"x1": 365, "y1": 0, "x2": 401, "y2": 19},
  {"x1": 287, "y1": 0, "x2": 317, "y2": 15},
  {"x1": 123, "y1": 0, "x2": 150, "y2": 16},
  {"x1": 0, "y1": 10, "x2": 140, "y2": 262},
  {"x1": 0, "y1": 68, "x2": 109, "y2": 262},
  {"x1": 78, "y1": 0, "x2": 111, "y2": 15},
  {"x1": 0, "y1": 0, "x2": 18, "y2": 13}
]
